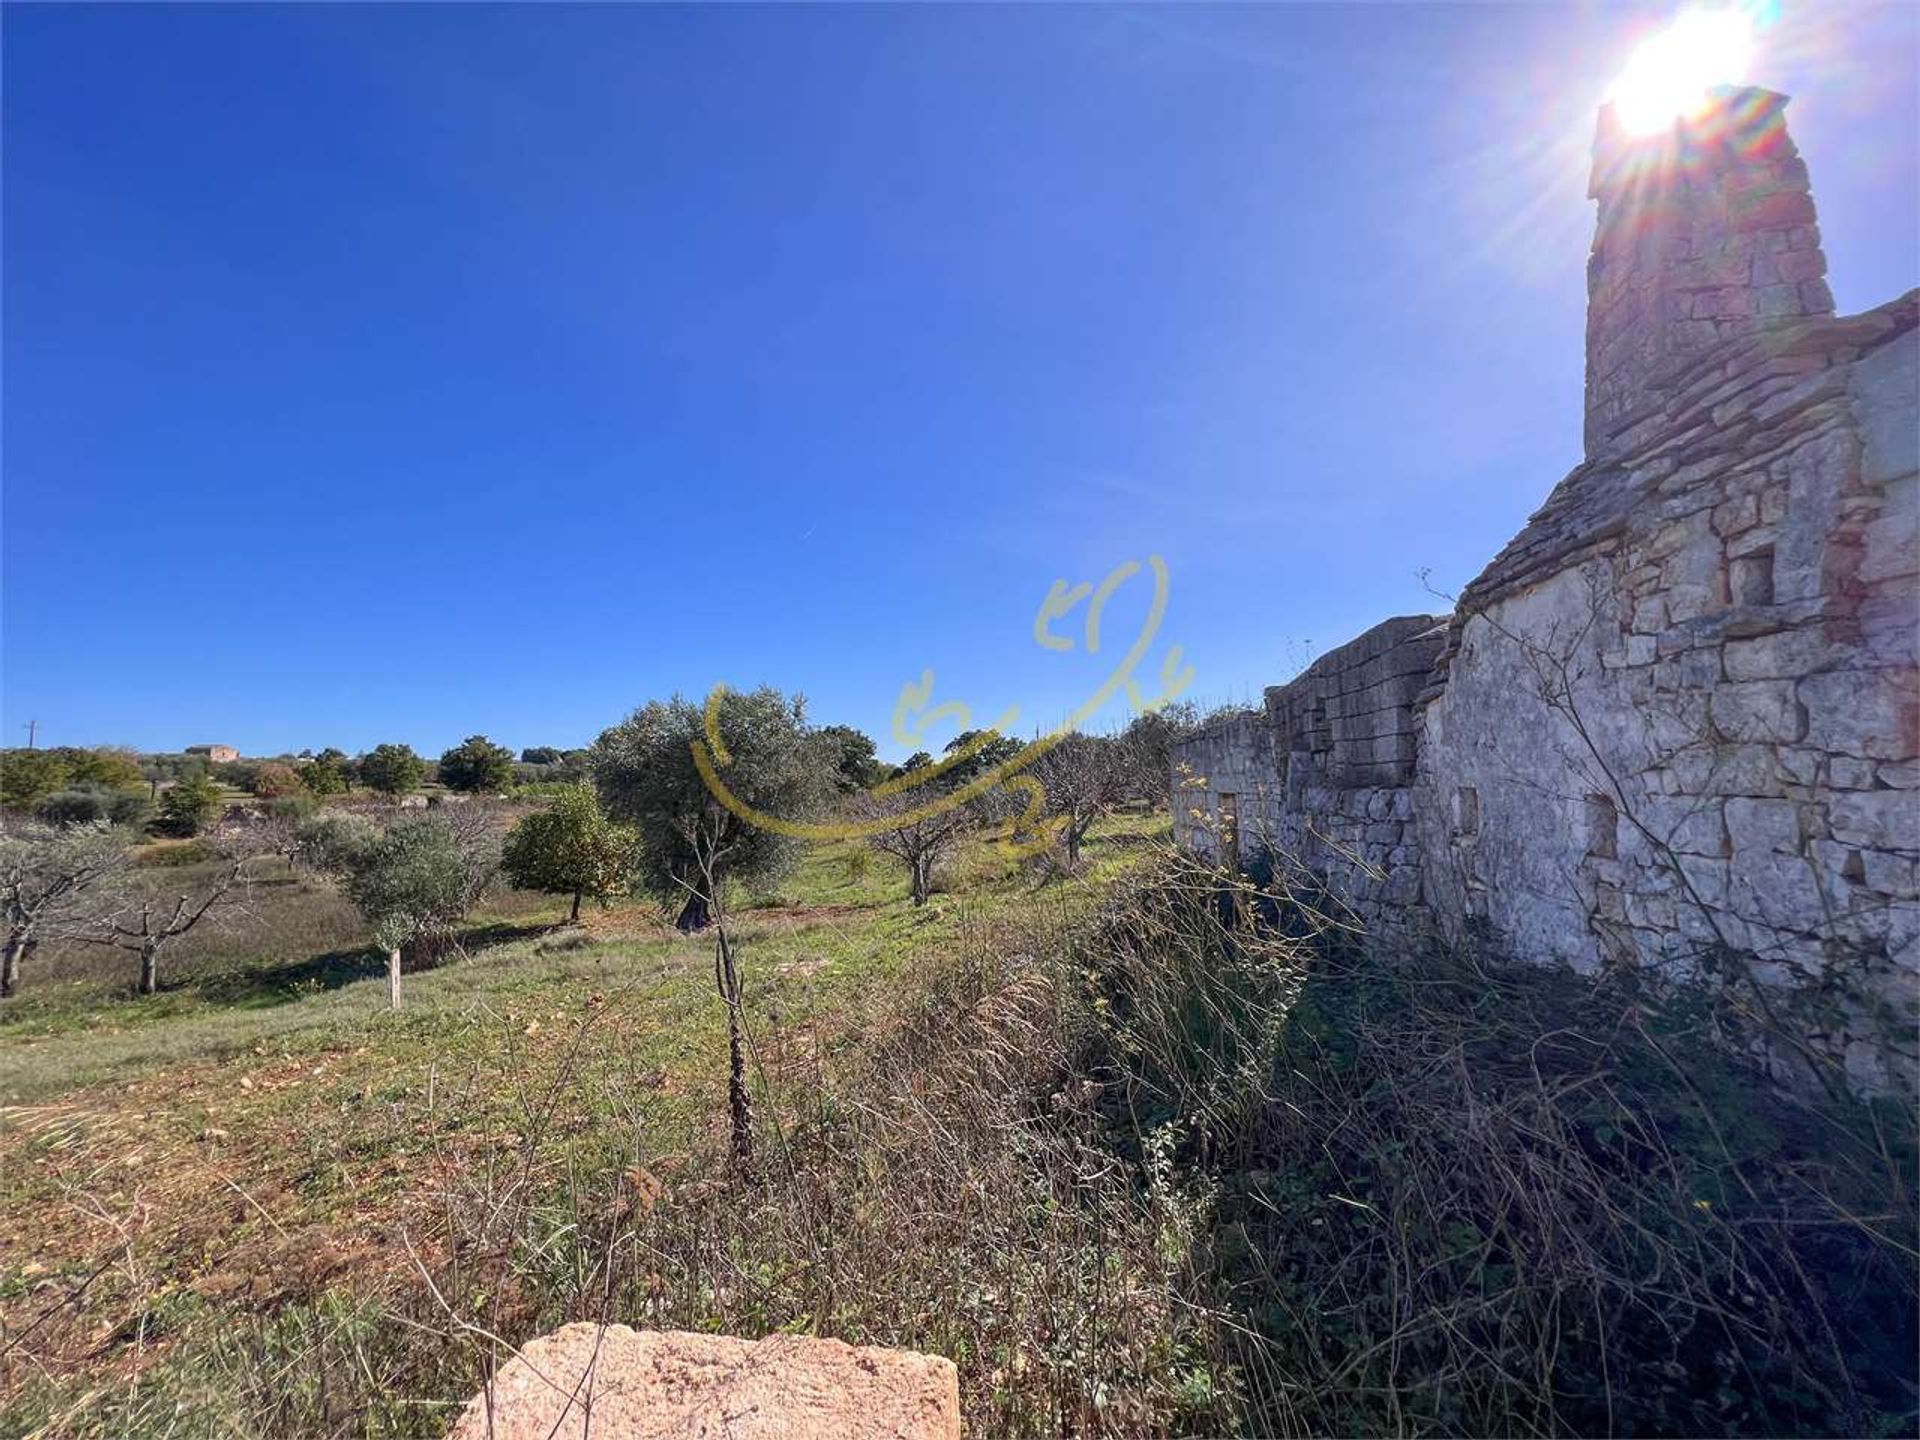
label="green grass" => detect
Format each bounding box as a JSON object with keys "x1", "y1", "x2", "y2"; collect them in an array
[{"x1": 0, "y1": 812, "x2": 1169, "y2": 1424}]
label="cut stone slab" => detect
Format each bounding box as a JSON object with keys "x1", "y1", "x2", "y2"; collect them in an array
[{"x1": 447, "y1": 1323, "x2": 961, "y2": 1440}]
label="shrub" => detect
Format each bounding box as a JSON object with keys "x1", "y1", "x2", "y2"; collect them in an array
[
  {"x1": 38, "y1": 785, "x2": 149, "y2": 829},
  {"x1": 249, "y1": 762, "x2": 305, "y2": 799},
  {"x1": 294, "y1": 811, "x2": 381, "y2": 876},
  {"x1": 1070, "y1": 857, "x2": 1920, "y2": 1439},
  {"x1": 154, "y1": 777, "x2": 224, "y2": 838}
]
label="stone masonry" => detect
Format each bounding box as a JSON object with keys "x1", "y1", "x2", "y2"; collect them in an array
[{"x1": 1174, "y1": 88, "x2": 1918, "y2": 1090}]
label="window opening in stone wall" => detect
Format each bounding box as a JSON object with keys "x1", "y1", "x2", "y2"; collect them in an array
[
  {"x1": 1584, "y1": 793, "x2": 1619, "y2": 859},
  {"x1": 1730, "y1": 546, "x2": 1775, "y2": 607}
]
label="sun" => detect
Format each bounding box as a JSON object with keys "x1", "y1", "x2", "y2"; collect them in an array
[{"x1": 1608, "y1": 9, "x2": 1758, "y2": 136}]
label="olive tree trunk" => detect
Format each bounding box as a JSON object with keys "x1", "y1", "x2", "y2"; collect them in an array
[
  {"x1": 138, "y1": 942, "x2": 160, "y2": 996},
  {"x1": 1, "y1": 933, "x2": 24, "y2": 998}
]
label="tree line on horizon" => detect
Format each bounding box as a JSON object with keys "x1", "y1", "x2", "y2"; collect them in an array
[{"x1": 0, "y1": 697, "x2": 1203, "y2": 1022}]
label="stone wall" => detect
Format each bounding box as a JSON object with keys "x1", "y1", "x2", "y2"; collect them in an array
[
  {"x1": 1177, "y1": 617, "x2": 1444, "y2": 935},
  {"x1": 1419, "y1": 297, "x2": 1917, "y2": 1087},
  {"x1": 1172, "y1": 87, "x2": 1918, "y2": 1090}
]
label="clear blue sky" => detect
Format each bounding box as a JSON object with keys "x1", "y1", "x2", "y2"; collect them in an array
[{"x1": 5, "y1": 3, "x2": 1915, "y2": 760}]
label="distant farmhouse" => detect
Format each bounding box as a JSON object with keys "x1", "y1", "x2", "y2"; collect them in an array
[{"x1": 185, "y1": 744, "x2": 240, "y2": 763}]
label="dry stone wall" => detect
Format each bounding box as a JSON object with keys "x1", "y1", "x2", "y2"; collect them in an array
[{"x1": 1172, "y1": 87, "x2": 1917, "y2": 1091}]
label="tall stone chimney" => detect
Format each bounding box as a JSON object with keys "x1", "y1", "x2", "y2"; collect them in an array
[{"x1": 1584, "y1": 86, "x2": 1834, "y2": 457}]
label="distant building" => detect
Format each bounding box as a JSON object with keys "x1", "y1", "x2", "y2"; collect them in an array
[{"x1": 186, "y1": 744, "x2": 240, "y2": 763}]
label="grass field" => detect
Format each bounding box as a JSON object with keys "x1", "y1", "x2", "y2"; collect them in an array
[{"x1": 0, "y1": 813, "x2": 1168, "y2": 1432}]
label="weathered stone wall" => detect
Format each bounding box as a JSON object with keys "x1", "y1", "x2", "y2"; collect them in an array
[
  {"x1": 1175, "y1": 617, "x2": 1444, "y2": 934},
  {"x1": 1419, "y1": 300, "x2": 1918, "y2": 1086},
  {"x1": 1172, "y1": 87, "x2": 1918, "y2": 1090}
]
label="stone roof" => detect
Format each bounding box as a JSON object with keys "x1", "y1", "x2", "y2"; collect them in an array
[{"x1": 1462, "y1": 291, "x2": 1918, "y2": 616}]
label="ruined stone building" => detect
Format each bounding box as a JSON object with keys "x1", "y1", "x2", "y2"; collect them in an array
[{"x1": 1173, "y1": 88, "x2": 1918, "y2": 1088}]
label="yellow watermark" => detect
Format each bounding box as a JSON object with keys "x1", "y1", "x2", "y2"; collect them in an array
[{"x1": 691, "y1": 555, "x2": 1194, "y2": 854}]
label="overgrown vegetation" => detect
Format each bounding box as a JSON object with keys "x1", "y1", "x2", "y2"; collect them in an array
[
  {"x1": 7, "y1": 835, "x2": 1907, "y2": 1439},
  {"x1": 1069, "y1": 862, "x2": 1920, "y2": 1439}
]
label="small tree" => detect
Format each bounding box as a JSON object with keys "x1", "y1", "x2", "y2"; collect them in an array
[
  {"x1": 1029, "y1": 732, "x2": 1126, "y2": 867},
  {"x1": 298, "y1": 755, "x2": 347, "y2": 796},
  {"x1": 0, "y1": 823, "x2": 130, "y2": 997},
  {"x1": 520, "y1": 746, "x2": 562, "y2": 766},
  {"x1": 859, "y1": 793, "x2": 973, "y2": 905},
  {"x1": 359, "y1": 743, "x2": 426, "y2": 799},
  {"x1": 87, "y1": 851, "x2": 247, "y2": 994},
  {"x1": 155, "y1": 775, "x2": 225, "y2": 837},
  {"x1": 295, "y1": 810, "x2": 382, "y2": 876},
  {"x1": 39, "y1": 785, "x2": 149, "y2": 828},
  {"x1": 438, "y1": 735, "x2": 515, "y2": 794},
  {"x1": 501, "y1": 784, "x2": 636, "y2": 922},
  {"x1": 589, "y1": 688, "x2": 832, "y2": 1173},
  {"x1": 342, "y1": 816, "x2": 472, "y2": 1008}
]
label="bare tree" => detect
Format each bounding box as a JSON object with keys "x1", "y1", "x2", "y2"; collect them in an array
[
  {"x1": 1030, "y1": 733, "x2": 1127, "y2": 868},
  {"x1": 85, "y1": 853, "x2": 247, "y2": 995},
  {"x1": 0, "y1": 823, "x2": 130, "y2": 998},
  {"x1": 858, "y1": 793, "x2": 974, "y2": 905}
]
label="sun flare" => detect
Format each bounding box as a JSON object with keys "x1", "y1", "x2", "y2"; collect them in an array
[{"x1": 1608, "y1": 9, "x2": 1758, "y2": 136}]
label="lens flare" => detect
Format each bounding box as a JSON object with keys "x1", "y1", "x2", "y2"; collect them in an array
[{"x1": 1608, "y1": 9, "x2": 1758, "y2": 135}]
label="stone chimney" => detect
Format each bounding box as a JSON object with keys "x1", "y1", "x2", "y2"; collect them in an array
[{"x1": 1584, "y1": 86, "x2": 1834, "y2": 457}]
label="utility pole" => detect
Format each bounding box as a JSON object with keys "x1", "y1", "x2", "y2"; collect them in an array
[{"x1": 23, "y1": 720, "x2": 36, "y2": 750}]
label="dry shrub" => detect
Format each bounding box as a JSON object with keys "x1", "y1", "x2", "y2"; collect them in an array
[
  {"x1": 587, "y1": 915, "x2": 1242, "y2": 1436},
  {"x1": 1069, "y1": 856, "x2": 1919, "y2": 1439}
]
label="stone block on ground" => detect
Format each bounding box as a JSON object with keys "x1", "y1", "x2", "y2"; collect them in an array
[{"x1": 448, "y1": 1323, "x2": 961, "y2": 1440}]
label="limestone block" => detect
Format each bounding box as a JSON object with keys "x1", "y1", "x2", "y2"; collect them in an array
[
  {"x1": 1878, "y1": 760, "x2": 1920, "y2": 790},
  {"x1": 1829, "y1": 757, "x2": 1878, "y2": 790},
  {"x1": 1859, "y1": 479, "x2": 1917, "y2": 584},
  {"x1": 1827, "y1": 791, "x2": 1920, "y2": 852},
  {"x1": 1711, "y1": 680, "x2": 1806, "y2": 744},
  {"x1": 1723, "y1": 627, "x2": 1837, "y2": 680},
  {"x1": 1726, "y1": 796, "x2": 1802, "y2": 854},
  {"x1": 448, "y1": 1325, "x2": 962, "y2": 1440},
  {"x1": 1644, "y1": 797, "x2": 1730, "y2": 857},
  {"x1": 1800, "y1": 671, "x2": 1917, "y2": 759},
  {"x1": 1860, "y1": 849, "x2": 1919, "y2": 901}
]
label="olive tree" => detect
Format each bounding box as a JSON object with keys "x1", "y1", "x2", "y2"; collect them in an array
[
  {"x1": 501, "y1": 784, "x2": 636, "y2": 922},
  {"x1": 342, "y1": 816, "x2": 473, "y2": 1009},
  {"x1": 589, "y1": 688, "x2": 832, "y2": 1174},
  {"x1": 0, "y1": 823, "x2": 130, "y2": 997}
]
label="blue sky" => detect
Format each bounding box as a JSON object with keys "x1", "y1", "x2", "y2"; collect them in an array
[{"x1": 5, "y1": 3, "x2": 1915, "y2": 760}]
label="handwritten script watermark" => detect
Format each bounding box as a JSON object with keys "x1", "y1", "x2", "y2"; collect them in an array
[{"x1": 692, "y1": 555, "x2": 1194, "y2": 854}]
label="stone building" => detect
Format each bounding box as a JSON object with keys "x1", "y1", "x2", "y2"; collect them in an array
[
  {"x1": 185, "y1": 743, "x2": 240, "y2": 764},
  {"x1": 1173, "y1": 88, "x2": 1917, "y2": 1088}
]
